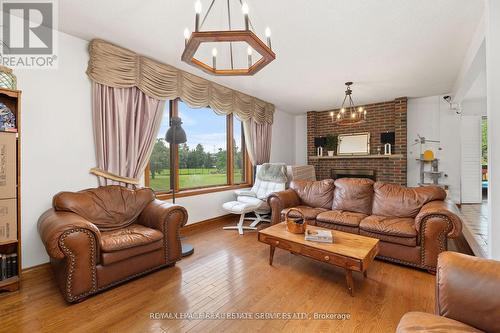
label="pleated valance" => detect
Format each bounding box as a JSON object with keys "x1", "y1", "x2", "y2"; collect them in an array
[{"x1": 86, "y1": 39, "x2": 274, "y2": 124}]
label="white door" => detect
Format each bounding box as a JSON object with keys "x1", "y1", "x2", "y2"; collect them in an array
[{"x1": 461, "y1": 116, "x2": 483, "y2": 203}]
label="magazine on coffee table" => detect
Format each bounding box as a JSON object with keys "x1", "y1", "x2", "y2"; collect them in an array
[{"x1": 305, "y1": 229, "x2": 333, "y2": 243}]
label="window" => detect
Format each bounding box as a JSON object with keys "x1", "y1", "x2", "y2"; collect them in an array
[
  {"x1": 178, "y1": 101, "x2": 227, "y2": 189},
  {"x1": 146, "y1": 99, "x2": 251, "y2": 195}
]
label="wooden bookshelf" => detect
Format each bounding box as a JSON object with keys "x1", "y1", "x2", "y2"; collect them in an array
[{"x1": 0, "y1": 88, "x2": 21, "y2": 292}]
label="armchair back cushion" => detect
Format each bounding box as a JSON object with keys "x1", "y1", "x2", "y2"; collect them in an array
[
  {"x1": 372, "y1": 182, "x2": 446, "y2": 218},
  {"x1": 332, "y1": 178, "x2": 374, "y2": 215},
  {"x1": 290, "y1": 179, "x2": 335, "y2": 209},
  {"x1": 437, "y1": 252, "x2": 500, "y2": 333},
  {"x1": 53, "y1": 185, "x2": 155, "y2": 231}
]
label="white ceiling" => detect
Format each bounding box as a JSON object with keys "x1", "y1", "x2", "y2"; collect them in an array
[{"x1": 57, "y1": 0, "x2": 484, "y2": 114}]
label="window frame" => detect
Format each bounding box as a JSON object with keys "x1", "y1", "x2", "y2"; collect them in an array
[{"x1": 144, "y1": 99, "x2": 253, "y2": 199}]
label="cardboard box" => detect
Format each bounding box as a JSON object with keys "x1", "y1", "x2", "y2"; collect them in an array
[
  {"x1": 0, "y1": 198, "x2": 17, "y2": 242},
  {"x1": 0, "y1": 132, "x2": 16, "y2": 199}
]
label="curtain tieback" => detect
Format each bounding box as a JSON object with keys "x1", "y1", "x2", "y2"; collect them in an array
[{"x1": 89, "y1": 168, "x2": 140, "y2": 185}]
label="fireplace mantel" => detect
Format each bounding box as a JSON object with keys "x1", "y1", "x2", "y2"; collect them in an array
[{"x1": 309, "y1": 154, "x2": 404, "y2": 160}]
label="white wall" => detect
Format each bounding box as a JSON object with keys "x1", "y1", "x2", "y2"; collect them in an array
[
  {"x1": 16, "y1": 32, "x2": 98, "y2": 268},
  {"x1": 407, "y1": 95, "x2": 461, "y2": 203},
  {"x1": 294, "y1": 114, "x2": 307, "y2": 165},
  {"x1": 270, "y1": 109, "x2": 296, "y2": 165}
]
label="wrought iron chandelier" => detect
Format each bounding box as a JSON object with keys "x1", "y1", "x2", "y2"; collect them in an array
[
  {"x1": 330, "y1": 82, "x2": 366, "y2": 126},
  {"x1": 181, "y1": 0, "x2": 275, "y2": 76}
]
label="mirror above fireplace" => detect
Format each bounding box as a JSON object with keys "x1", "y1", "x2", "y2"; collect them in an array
[{"x1": 337, "y1": 132, "x2": 370, "y2": 155}]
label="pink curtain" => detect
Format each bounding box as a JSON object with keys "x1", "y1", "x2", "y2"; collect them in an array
[
  {"x1": 243, "y1": 119, "x2": 272, "y2": 165},
  {"x1": 92, "y1": 82, "x2": 165, "y2": 187}
]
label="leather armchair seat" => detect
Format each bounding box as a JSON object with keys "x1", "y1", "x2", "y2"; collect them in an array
[
  {"x1": 38, "y1": 185, "x2": 187, "y2": 303},
  {"x1": 397, "y1": 252, "x2": 500, "y2": 333},
  {"x1": 268, "y1": 178, "x2": 463, "y2": 272}
]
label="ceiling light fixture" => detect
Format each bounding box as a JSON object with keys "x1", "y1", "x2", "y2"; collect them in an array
[
  {"x1": 331, "y1": 82, "x2": 366, "y2": 126},
  {"x1": 181, "y1": 0, "x2": 276, "y2": 76}
]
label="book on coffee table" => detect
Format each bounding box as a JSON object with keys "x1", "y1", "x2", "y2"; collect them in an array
[{"x1": 304, "y1": 229, "x2": 333, "y2": 243}]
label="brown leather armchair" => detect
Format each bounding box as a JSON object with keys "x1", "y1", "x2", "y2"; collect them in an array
[
  {"x1": 38, "y1": 185, "x2": 187, "y2": 303},
  {"x1": 397, "y1": 252, "x2": 500, "y2": 333}
]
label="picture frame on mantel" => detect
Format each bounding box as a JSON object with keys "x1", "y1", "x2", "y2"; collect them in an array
[{"x1": 337, "y1": 132, "x2": 370, "y2": 155}]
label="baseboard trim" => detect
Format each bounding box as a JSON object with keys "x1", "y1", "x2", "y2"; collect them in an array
[
  {"x1": 23, "y1": 262, "x2": 50, "y2": 273},
  {"x1": 181, "y1": 214, "x2": 236, "y2": 235}
]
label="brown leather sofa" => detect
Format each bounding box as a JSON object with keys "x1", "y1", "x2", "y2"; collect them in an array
[
  {"x1": 397, "y1": 252, "x2": 500, "y2": 333},
  {"x1": 268, "y1": 178, "x2": 462, "y2": 272},
  {"x1": 38, "y1": 185, "x2": 187, "y2": 303}
]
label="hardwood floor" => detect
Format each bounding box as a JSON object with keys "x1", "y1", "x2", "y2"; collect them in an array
[
  {"x1": 0, "y1": 219, "x2": 439, "y2": 333},
  {"x1": 459, "y1": 201, "x2": 488, "y2": 257}
]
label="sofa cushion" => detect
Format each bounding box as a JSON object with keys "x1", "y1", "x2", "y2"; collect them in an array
[
  {"x1": 316, "y1": 210, "x2": 368, "y2": 227},
  {"x1": 396, "y1": 311, "x2": 482, "y2": 333},
  {"x1": 281, "y1": 206, "x2": 328, "y2": 220},
  {"x1": 101, "y1": 240, "x2": 163, "y2": 266},
  {"x1": 359, "y1": 215, "x2": 417, "y2": 246},
  {"x1": 360, "y1": 215, "x2": 417, "y2": 237},
  {"x1": 100, "y1": 224, "x2": 163, "y2": 252},
  {"x1": 290, "y1": 179, "x2": 335, "y2": 209},
  {"x1": 332, "y1": 178, "x2": 374, "y2": 215},
  {"x1": 53, "y1": 186, "x2": 156, "y2": 231},
  {"x1": 372, "y1": 182, "x2": 446, "y2": 218}
]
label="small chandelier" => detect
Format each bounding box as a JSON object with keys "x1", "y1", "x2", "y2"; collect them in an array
[
  {"x1": 330, "y1": 82, "x2": 366, "y2": 126},
  {"x1": 181, "y1": 0, "x2": 276, "y2": 76}
]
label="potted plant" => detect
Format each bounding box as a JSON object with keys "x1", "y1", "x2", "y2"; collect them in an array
[{"x1": 325, "y1": 134, "x2": 338, "y2": 156}]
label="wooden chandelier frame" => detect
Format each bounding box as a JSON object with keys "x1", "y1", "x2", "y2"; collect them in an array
[{"x1": 181, "y1": 30, "x2": 275, "y2": 76}]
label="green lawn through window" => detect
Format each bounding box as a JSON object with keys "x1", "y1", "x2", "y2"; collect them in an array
[{"x1": 149, "y1": 168, "x2": 243, "y2": 192}]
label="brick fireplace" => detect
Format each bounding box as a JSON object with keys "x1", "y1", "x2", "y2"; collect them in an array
[{"x1": 307, "y1": 98, "x2": 407, "y2": 185}]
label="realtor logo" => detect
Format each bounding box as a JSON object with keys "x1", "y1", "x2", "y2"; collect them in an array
[{"x1": 1, "y1": 0, "x2": 58, "y2": 68}]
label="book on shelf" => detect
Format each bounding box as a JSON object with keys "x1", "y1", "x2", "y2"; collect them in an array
[
  {"x1": 0, "y1": 253, "x2": 18, "y2": 280},
  {"x1": 305, "y1": 229, "x2": 333, "y2": 243}
]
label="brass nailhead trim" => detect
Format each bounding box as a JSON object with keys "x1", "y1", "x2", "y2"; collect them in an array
[
  {"x1": 419, "y1": 214, "x2": 452, "y2": 270},
  {"x1": 59, "y1": 228, "x2": 98, "y2": 302}
]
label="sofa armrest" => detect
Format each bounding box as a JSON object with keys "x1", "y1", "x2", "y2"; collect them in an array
[
  {"x1": 415, "y1": 201, "x2": 462, "y2": 238},
  {"x1": 436, "y1": 252, "x2": 500, "y2": 333},
  {"x1": 38, "y1": 209, "x2": 100, "y2": 301},
  {"x1": 38, "y1": 209, "x2": 101, "y2": 260},
  {"x1": 137, "y1": 200, "x2": 188, "y2": 262},
  {"x1": 267, "y1": 189, "x2": 301, "y2": 225}
]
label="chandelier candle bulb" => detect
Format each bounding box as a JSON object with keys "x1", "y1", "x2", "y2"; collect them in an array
[
  {"x1": 242, "y1": 3, "x2": 249, "y2": 30},
  {"x1": 265, "y1": 27, "x2": 272, "y2": 49},
  {"x1": 194, "y1": 0, "x2": 202, "y2": 31},
  {"x1": 183, "y1": 28, "x2": 190, "y2": 45},
  {"x1": 212, "y1": 47, "x2": 217, "y2": 69}
]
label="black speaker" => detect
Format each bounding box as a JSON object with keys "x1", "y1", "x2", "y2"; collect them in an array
[
  {"x1": 314, "y1": 137, "x2": 327, "y2": 148},
  {"x1": 380, "y1": 132, "x2": 395, "y2": 145}
]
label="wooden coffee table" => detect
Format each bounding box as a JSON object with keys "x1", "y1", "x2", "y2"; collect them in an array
[{"x1": 258, "y1": 222, "x2": 379, "y2": 296}]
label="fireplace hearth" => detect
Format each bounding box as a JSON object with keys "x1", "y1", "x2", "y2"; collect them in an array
[{"x1": 331, "y1": 169, "x2": 376, "y2": 181}]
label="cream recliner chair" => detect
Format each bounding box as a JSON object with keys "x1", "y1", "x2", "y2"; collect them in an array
[{"x1": 222, "y1": 164, "x2": 287, "y2": 234}]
